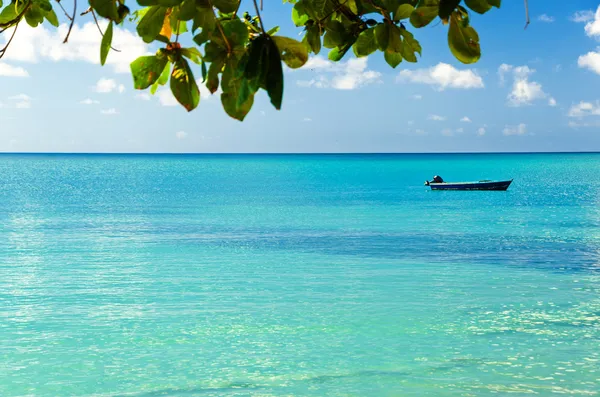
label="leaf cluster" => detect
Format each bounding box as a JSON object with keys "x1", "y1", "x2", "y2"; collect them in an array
[{"x1": 0, "y1": 0, "x2": 501, "y2": 119}]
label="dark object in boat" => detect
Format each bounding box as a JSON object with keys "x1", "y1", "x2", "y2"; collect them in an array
[{"x1": 425, "y1": 176, "x2": 513, "y2": 191}]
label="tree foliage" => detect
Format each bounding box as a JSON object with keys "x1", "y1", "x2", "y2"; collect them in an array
[{"x1": 0, "y1": 0, "x2": 500, "y2": 120}]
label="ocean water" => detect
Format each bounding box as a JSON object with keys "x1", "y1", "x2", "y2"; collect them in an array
[{"x1": 0, "y1": 153, "x2": 598, "y2": 397}]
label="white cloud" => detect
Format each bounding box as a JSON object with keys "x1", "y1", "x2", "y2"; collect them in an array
[
  {"x1": 0, "y1": 22, "x2": 149, "y2": 74},
  {"x1": 94, "y1": 78, "x2": 121, "y2": 93},
  {"x1": 100, "y1": 108, "x2": 118, "y2": 115},
  {"x1": 397, "y1": 62, "x2": 484, "y2": 90},
  {"x1": 499, "y1": 64, "x2": 553, "y2": 107},
  {"x1": 81, "y1": 98, "x2": 99, "y2": 105},
  {"x1": 15, "y1": 101, "x2": 31, "y2": 109},
  {"x1": 503, "y1": 123, "x2": 527, "y2": 136},
  {"x1": 411, "y1": 94, "x2": 423, "y2": 100},
  {"x1": 460, "y1": 116, "x2": 472, "y2": 123},
  {"x1": 569, "y1": 120, "x2": 600, "y2": 128},
  {"x1": 407, "y1": 120, "x2": 414, "y2": 125},
  {"x1": 414, "y1": 129, "x2": 426, "y2": 135},
  {"x1": 578, "y1": 50, "x2": 600, "y2": 75},
  {"x1": 548, "y1": 97, "x2": 557, "y2": 106},
  {"x1": 8, "y1": 94, "x2": 31, "y2": 109},
  {"x1": 303, "y1": 117, "x2": 312, "y2": 122},
  {"x1": 571, "y1": 10, "x2": 595, "y2": 23},
  {"x1": 297, "y1": 57, "x2": 381, "y2": 90},
  {"x1": 455, "y1": 127, "x2": 464, "y2": 133},
  {"x1": 568, "y1": 101, "x2": 600, "y2": 118},
  {"x1": 0, "y1": 62, "x2": 28, "y2": 77},
  {"x1": 428, "y1": 114, "x2": 446, "y2": 121},
  {"x1": 537, "y1": 14, "x2": 555, "y2": 23},
  {"x1": 118, "y1": 84, "x2": 125, "y2": 93},
  {"x1": 584, "y1": 6, "x2": 600, "y2": 38},
  {"x1": 441, "y1": 128, "x2": 453, "y2": 136},
  {"x1": 175, "y1": 131, "x2": 188, "y2": 140},
  {"x1": 477, "y1": 127, "x2": 486, "y2": 136},
  {"x1": 135, "y1": 93, "x2": 151, "y2": 101},
  {"x1": 10, "y1": 94, "x2": 31, "y2": 101}
]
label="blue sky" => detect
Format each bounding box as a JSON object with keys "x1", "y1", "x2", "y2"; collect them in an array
[{"x1": 1, "y1": 0, "x2": 600, "y2": 153}]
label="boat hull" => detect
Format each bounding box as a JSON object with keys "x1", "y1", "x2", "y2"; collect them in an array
[{"x1": 428, "y1": 180, "x2": 513, "y2": 191}]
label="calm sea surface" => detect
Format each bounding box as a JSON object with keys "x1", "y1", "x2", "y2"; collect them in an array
[{"x1": 0, "y1": 153, "x2": 599, "y2": 396}]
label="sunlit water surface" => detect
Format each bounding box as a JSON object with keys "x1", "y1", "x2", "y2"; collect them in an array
[{"x1": 0, "y1": 154, "x2": 599, "y2": 396}]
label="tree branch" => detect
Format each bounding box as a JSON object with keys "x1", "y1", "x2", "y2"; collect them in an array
[
  {"x1": 63, "y1": 0, "x2": 77, "y2": 43},
  {"x1": 0, "y1": 1, "x2": 31, "y2": 32},
  {"x1": 252, "y1": 0, "x2": 266, "y2": 34},
  {"x1": 524, "y1": 0, "x2": 530, "y2": 29},
  {"x1": 56, "y1": 0, "x2": 74, "y2": 21},
  {"x1": 0, "y1": 21, "x2": 19, "y2": 59},
  {"x1": 207, "y1": 0, "x2": 232, "y2": 53},
  {"x1": 89, "y1": 9, "x2": 121, "y2": 51}
]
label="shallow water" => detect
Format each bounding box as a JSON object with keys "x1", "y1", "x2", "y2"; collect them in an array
[{"x1": 0, "y1": 153, "x2": 598, "y2": 396}]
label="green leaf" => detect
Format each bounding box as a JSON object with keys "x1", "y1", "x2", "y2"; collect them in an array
[
  {"x1": 448, "y1": 12, "x2": 480, "y2": 64},
  {"x1": 384, "y1": 51, "x2": 402, "y2": 68},
  {"x1": 158, "y1": 0, "x2": 184, "y2": 6},
  {"x1": 306, "y1": 25, "x2": 321, "y2": 54},
  {"x1": 181, "y1": 47, "x2": 203, "y2": 64},
  {"x1": 323, "y1": 21, "x2": 346, "y2": 49},
  {"x1": 38, "y1": 0, "x2": 52, "y2": 12},
  {"x1": 192, "y1": 6, "x2": 216, "y2": 33},
  {"x1": 137, "y1": 6, "x2": 168, "y2": 43},
  {"x1": 264, "y1": 39, "x2": 283, "y2": 109},
  {"x1": 464, "y1": 0, "x2": 492, "y2": 14},
  {"x1": 272, "y1": 36, "x2": 309, "y2": 69},
  {"x1": 25, "y1": 6, "x2": 44, "y2": 27},
  {"x1": 177, "y1": 0, "x2": 197, "y2": 21},
  {"x1": 207, "y1": 57, "x2": 225, "y2": 93},
  {"x1": 221, "y1": 19, "x2": 249, "y2": 48},
  {"x1": 394, "y1": 4, "x2": 415, "y2": 21},
  {"x1": 388, "y1": 25, "x2": 403, "y2": 53},
  {"x1": 201, "y1": 61, "x2": 207, "y2": 83},
  {"x1": 212, "y1": 0, "x2": 238, "y2": 13},
  {"x1": 488, "y1": 0, "x2": 500, "y2": 7},
  {"x1": 266, "y1": 26, "x2": 280, "y2": 36},
  {"x1": 44, "y1": 9, "x2": 59, "y2": 27},
  {"x1": 439, "y1": 0, "x2": 460, "y2": 20},
  {"x1": 100, "y1": 21, "x2": 113, "y2": 66},
  {"x1": 353, "y1": 27, "x2": 377, "y2": 57},
  {"x1": 170, "y1": 58, "x2": 200, "y2": 111},
  {"x1": 374, "y1": 24, "x2": 390, "y2": 51},
  {"x1": 89, "y1": 0, "x2": 119, "y2": 20},
  {"x1": 130, "y1": 55, "x2": 169, "y2": 89},
  {"x1": 157, "y1": 61, "x2": 171, "y2": 85},
  {"x1": 0, "y1": 4, "x2": 18, "y2": 24},
  {"x1": 221, "y1": 58, "x2": 256, "y2": 121},
  {"x1": 401, "y1": 28, "x2": 422, "y2": 56},
  {"x1": 292, "y1": 2, "x2": 309, "y2": 26},
  {"x1": 409, "y1": 6, "x2": 438, "y2": 28}
]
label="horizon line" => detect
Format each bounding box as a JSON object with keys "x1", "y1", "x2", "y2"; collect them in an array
[{"x1": 1, "y1": 151, "x2": 600, "y2": 155}]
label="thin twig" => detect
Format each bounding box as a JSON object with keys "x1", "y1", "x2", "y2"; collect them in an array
[
  {"x1": 233, "y1": 0, "x2": 242, "y2": 18},
  {"x1": 208, "y1": 0, "x2": 232, "y2": 53},
  {"x1": 524, "y1": 0, "x2": 530, "y2": 29},
  {"x1": 260, "y1": 0, "x2": 263, "y2": 11},
  {"x1": 0, "y1": 22, "x2": 19, "y2": 59},
  {"x1": 365, "y1": 0, "x2": 392, "y2": 23},
  {"x1": 0, "y1": 1, "x2": 32, "y2": 32},
  {"x1": 252, "y1": 0, "x2": 266, "y2": 34},
  {"x1": 56, "y1": 0, "x2": 74, "y2": 21},
  {"x1": 63, "y1": 0, "x2": 77, "y2": 43},
  {"x1": 90, "y1": 9, "x2": 121, "y2": 51}
]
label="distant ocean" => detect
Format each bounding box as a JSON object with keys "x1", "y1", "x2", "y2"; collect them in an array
[{"x1": 0, "y1": 153, "x2": 598, "y2": 396}]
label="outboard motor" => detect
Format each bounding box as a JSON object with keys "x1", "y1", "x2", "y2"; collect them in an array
[{"x1": 433, "y1": 175, "x2": 444, "y2": 183}]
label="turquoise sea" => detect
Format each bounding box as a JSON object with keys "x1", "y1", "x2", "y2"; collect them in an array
[{"x1": 0, "y1": 153, "x2": 599, "y2": 396}]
